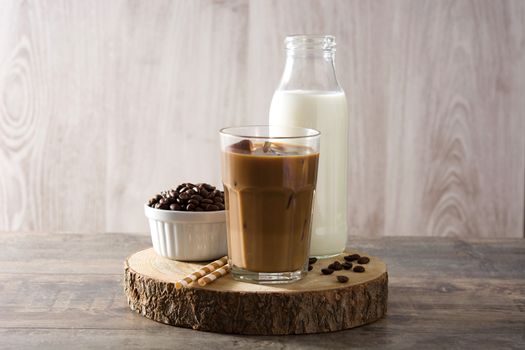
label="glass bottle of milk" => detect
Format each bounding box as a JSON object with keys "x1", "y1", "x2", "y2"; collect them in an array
[{"x1": 269, "y1": 35, "x2": 348, "y2": 258}]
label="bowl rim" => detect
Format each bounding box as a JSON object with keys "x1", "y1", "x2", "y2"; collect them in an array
[{"x1": 144, "y1": 203, "x2": 226, "y2": 223}]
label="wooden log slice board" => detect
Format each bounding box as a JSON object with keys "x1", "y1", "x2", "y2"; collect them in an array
[{"x1": 124, "y1": 248, "x2": 388, "y2": 335}]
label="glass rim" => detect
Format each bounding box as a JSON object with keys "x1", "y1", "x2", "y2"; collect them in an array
[{"x1": 219, "y1": 125, "x2": 321, "y2": 140}]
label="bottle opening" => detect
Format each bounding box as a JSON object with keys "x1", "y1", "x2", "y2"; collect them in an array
[{"x1": 285, "y1": 35, "x2": 336, "y2": 53}]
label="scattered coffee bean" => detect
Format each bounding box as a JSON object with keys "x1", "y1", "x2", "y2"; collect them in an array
[
  {"x1": 344, "y1": 254, "x2": 361, "y2": 262},
  {"x1": 321, "y1": 268, "x2": 334, "y2": 275},
  {"x1": 337, "y1": 276, "x2": 349, "y2": 283},
  {"x1": 331, "y1": 261, "x2": 343, "y2": 271},
  {"x1": 308, "y1": 265, "x2": 313, "y2": 271},
  {"x1": 342, "y1": 262, "x2": 353, "y2": 270},
  {"x1": 309, "y1": 257, "x2": 318, "y2": 265},
  {"x1": 148, "y1": 183, "x2": 225, "y2": 211},
  {"x1": 357, "y1": 256, "x2": 370, "y2": 264},
  {"x1": 353, "y1": 266, "x2": 365, "y2": 273}
]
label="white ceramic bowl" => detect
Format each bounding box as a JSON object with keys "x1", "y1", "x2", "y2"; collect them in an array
[{"x1": 144, "y1": 204, "x2": 227, "y2": 261}]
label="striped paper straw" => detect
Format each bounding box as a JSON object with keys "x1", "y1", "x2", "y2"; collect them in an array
[
  {"x1": 175, "y1": 256, "x2": 228, "y2": 289},
  {"x1": 198, "y1": 264, "x2": 230, "y2": 286}
]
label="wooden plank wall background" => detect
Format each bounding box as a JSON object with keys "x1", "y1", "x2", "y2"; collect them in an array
[{"x1": 0, "y1": 0, "x2": 524, "y2": 237}]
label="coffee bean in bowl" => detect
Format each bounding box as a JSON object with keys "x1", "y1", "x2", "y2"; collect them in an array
[
  {"x1": 148, "y1": 183, "x2": 225, "y2": 211},
  {"x1": 145, "y1": 183, "x2": 227, "y2": 261}
]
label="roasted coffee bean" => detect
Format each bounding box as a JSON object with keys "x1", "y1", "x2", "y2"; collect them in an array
[
  {"x1": 211, "y1": 189, "x2": 221, "y2": 197},
  {"x1": 328, "y1": 261, "x2": 342, "y2": 270},
  {"x1": 357, "y1": 257, "x2": 370, "y2": 264},
  {"x1": 344, "y1": 254, "x2": 360, "y2": 262},
  {"x1": 337, "y1": 276, "x2": 349, "y2": 283},
  {"x1": 214, "y1": 196, "x2": 224, "y2": 203},
  {"x1": 217, "y1": 203, "x2": 225, "y2": 210},
  {"x1": 201, "y1": 198, "x2": 214, "y2": 204},
  {"x1": 154, "y1": 203, "x2": 161, "y2": 209},
  {"x1": 179, "y1": 192, "x2": 190, "y2": 200},
  {"x1": 188, "y1": 199, "x2": 200, "y2": 206},
  {"x1": 200, "y1": 189, "x2": 210, "y2": 198},
  {"x1": 321, "y1": 268, "x2": 334, "y2": 275},
  {"x1": 191, "y1": 194, "x2": 203, "y2": 201},
  {"x1": 353, "y1": 266, "x2": 365, "y2": 273},
  {"x1": 308, "y1": 265, "x2": 313, "y2": 271},
  {"x1": 205, "y1": 184, "x2": 216, "y2": 191},
  {"x1": 195, "y1": 206, "x2": 203, "y2": 211},
  {"x1": 342, "y1": 262, "x2": 353, "y2": 270},
  {"x1": 170, "y1": 203, "x2": 181, "y2": 211},
  {"x1": 206, "y1": 204, "x2": 219, "y2": 211},
  {"x1": 309, "y1": 257, "x2": 318, "y2": 265},
  {"x1": 186, "y1": 204, "x2": 196, "y2": 211},
  {"x1": 332, "y1": 261, "x2": 343, "y2": 271},
  {"x1": 159, "y1": 198, "x2": 166, "y2": 205}
]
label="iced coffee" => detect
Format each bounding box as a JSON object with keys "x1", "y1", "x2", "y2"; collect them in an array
[{"x1": 220, "y1": 126, "x2": 320, "y2": 284}]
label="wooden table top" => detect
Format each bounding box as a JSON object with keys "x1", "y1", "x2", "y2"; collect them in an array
[{"x1": 2, "y1": 232, "x2": 524, "y2": 349}]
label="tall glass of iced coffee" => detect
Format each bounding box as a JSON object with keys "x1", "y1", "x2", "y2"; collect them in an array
[{"x1": 220, "y1": 126, "x2": 320, "y2": 284}]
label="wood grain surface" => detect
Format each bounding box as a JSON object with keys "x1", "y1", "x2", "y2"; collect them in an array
[
  {"x1": 0, "y1": 0, "x2": 524, "y2": 237},
  {"x1": 124, "y1": 248, "x2": 388, "y2": 334},
  {"x1": 1, "y1": 232, "x2": 524, "y2": 349}
]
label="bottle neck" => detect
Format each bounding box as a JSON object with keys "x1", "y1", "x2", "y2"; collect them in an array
[
  {"x1": 278, "y1": 53, "x2": 341, "y2": 92},
  {"x1": 277, "y1": 35, "x2": 342, "y2": 92}
]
